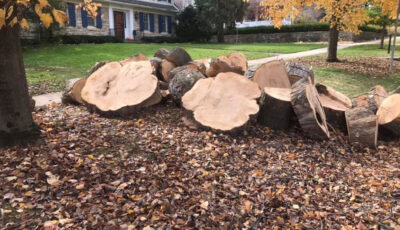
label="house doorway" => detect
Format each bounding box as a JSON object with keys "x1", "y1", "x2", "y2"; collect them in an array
[{"x1": 114, "y1": 11, "x2": 125, "y2": 38}]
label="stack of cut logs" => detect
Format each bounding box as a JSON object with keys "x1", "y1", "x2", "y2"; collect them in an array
[{"x1": 62, "y1": 47, "x2": 400, "y2": 148}]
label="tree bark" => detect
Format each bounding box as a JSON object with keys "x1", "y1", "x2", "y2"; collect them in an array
[
  {"x1": 0, "y1": 26, "x2": 38, "y2": 146},
  {"x1": 379, "y1": 24, "x2": 386, "y2": 49},
  {"x1": 217, "y1": 21, "x2": 224, "y2": 43},
  {"x1": 326, "y1": 25, "x2": 339, "y2": 62}
]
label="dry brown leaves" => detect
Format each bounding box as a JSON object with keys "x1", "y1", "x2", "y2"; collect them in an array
[{"x1": 1, "y1": 103, "x2": 400, "y2": 229}]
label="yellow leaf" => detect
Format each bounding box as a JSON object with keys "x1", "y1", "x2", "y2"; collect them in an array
[
  {"x1": 0, "y1": 9, "x2": 5, "y2": 29},
  {"x1": 52, "y1": 9, "x2": 68, "y2": 26},
  {"x1": 40, "y1": 13, "x2": 53, "y2": 28},
  {"x1": 20, "y1": 18, "x2": 30, "y2": 30},
  {"x1": 6, "y1": 5, "x2": 13, "y2": 20},
  {"x1": 34, "y1": 4, "x2": 42, "y2": 16},
  {"x1": 9, "y1": 17, "x2": 17, "y2": 27},
  {"x1": 17, "y1": 0, "x2": 30, "y2": 7},
  {"x1": 38, "y1": 0, "x2": 49, "y2": 8}
]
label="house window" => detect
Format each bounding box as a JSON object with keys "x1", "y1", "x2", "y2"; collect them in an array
[
  {"x1": 143, "y1": 13, "x2": 149, "y2": 30},
  {"x1": 87, "y1": 15, "x2": 96, "y2": 27},
  {"x1": 161, "y1": 15, "x2": 167, "y2": 32}
]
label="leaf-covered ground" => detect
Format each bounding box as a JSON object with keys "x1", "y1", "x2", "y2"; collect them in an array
[{"x1": 1, "y1": 103, "x2": 400, "y2": 229}]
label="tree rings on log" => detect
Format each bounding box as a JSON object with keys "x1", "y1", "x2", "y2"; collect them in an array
[
  {"x1": 62, "y1": 78, "x2": 87, "y2": 105},
  {"x1": 258, "y1": 87, "x2": 292, "y2": 130},
  {"x1": 285, "y1": 62, "x2": 315, "y2": 85},
  {"x1": 345, "y1": 107, "x2": 378, "y2": 148},
  {"x1": 246, "y1": 60, "x2": 291, "y2": 89},
  {"x1": 182, "y1": 72, "x2": 261, "y2": 131},
  {"x1": 291, "y1": 77, "x2": 330, "y2": 140},
  {"x1": 81, "y1": 61, "x2": 161, "y2": 116},
  {"x1": 315, "y1": 83, "x2": 352, "y2": 129},
  {"x1": 352, "y1": 85, "x2": 388, "y2": 114},
  {"x1": 165, "y1": 47, "x2": 192, "y2": 66},
  {"x1": 377, "y1": 94, "x2": 400, "y2": 136}
]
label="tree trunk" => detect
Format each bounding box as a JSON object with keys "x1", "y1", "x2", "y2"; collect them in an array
[
  {"x1": 326, "y1": 25, "x2": 339, "y2": 62},
  {"x1": 379, "y1": 24, "x2": 386, "y2": 49},
  {"x1": 217, "y1": 21, "x2": 224, "y2": 43},
  {"x1": 0, "y1": 26, "x2": 38, "y2": 146}
]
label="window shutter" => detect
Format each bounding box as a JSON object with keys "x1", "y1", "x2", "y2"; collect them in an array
[
  {"x1": 67, "y1": 3, "x2": 76, "y2": 27},
  {"x1": 158, "y1": 15, "x2": 163, "y2": 33},
  {"x1": 96, "y1": 7, "x2": 102, "y2": 28},
  {"x1": 167, "y1": 16, "x2": 172, "y2": 33},
  {"x1": 81, "y1": 9, "x2": 88, "y2": 28},
  {"x1": 149, "y1": 14, "x2": 155, "y2": 32},
  {"x1": 139, "y1": 12, "x2": 144, "y2": 31}
]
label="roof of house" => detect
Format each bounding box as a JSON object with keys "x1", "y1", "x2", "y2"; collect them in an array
[{"x1": 110, "y1": 0, "x2": 178, "y2": 12}]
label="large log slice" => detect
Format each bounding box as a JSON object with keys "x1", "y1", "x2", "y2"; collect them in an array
[
  {"x1": 352, "y1": 85, "x2": 388, "y2": 114},
  {"x1": 291, "y1": 77, "x2": 330, "y2": 140},
  {"x1": 258, "y1": 87, "x2": 292, "y2": 130},
  {"x1": 120, "y1": 53, "x2": 148, "y2": 66},
  {"x1": 285, "y1": 62, "x2": 315, "y2": 85},
  {"x1": 62, "y1": 78, "x2": 87, "y2": 105},
  {"x1": 165, "y1": 47, "x2": 192, "y2": 66},
  {"x1": 377, "y1": 94, "x2": 400, "y2": 136},
  {"x1": 182, "y1": 72, "x2": 261, "y2": 131},
  {"x1": 169, "y1": 69, "x2": 205, "y2": 106},
  {"x1": 205, "y1": 58, "x2": 243, "y2": 78},
  {"x1": 86, "y1": 61, "x2": 107, "y2": 78},
  {"x1": 245, "y1": 60, "x2": 291, "y2": 89},
  {"x1": 345, "y1": 107, "x2": 378, "y2": 148},
  {"x1": 81, "y1": 61, "x2": 161, "y2": 116},
  {"x1": 315, "y1": 83, "x2": 352, "y2": 129}
]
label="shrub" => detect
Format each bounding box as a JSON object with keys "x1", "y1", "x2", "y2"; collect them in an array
[
  {"x1": 59, "y1": 35, "x2": 124, "y2": 44},
  {"x1": 141, "y1": 36, "x2": 181, "y2": 43}
]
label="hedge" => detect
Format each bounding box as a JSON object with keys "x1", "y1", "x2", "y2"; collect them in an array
[
  {"x1": 59, "y1": 35, "x2": 124, "y2": 44},
  {"x1": 141, "y1": 36, "x2": 181, "y2": 43}
]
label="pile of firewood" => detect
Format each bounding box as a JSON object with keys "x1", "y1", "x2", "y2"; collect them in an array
[{"x1": 62, "y1": 47, "x2": 400, "y2": 148}]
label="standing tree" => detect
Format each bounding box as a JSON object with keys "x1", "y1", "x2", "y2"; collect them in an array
[
  {"x1": 195, "y1": 0, "x2": 248, "y2": 43},
  {"x1": 367, "y1": 6, "x2": 395, "y2": 49},
  {"x1": 260, "y1": 0, "x2": 396, "y2": 62},
  {"x1": 0, "y1": 0, "x2": 99, "y2": 146}
]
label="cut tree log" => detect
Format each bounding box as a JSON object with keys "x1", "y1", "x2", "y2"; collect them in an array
[
  {"x1": 154, "y1": 48, "x2": 169, "y2": 59},
  {"x1": 205, "y1": 58, "x2": 243, "y2": 78},
  {"x1": 217, "y1": 52, "x2": 248, "y2": 73},
  {"x1": 62, "y1": 78, "x2": 87, "y2": 105},
  {"x1": 315, "y1": 83, "x2": 352, "y2": 129},
  {"x1": 258, "y1": 87, "x2": 292, "y2": 130},
  {"x1": 165, "y1": 47, "x2": 192, "y2": 66},
  {"x1": 86, "y1": 61, "x2": 107, "y2": 78},
  {"x1": 352, "y1": 85, "x2": 388, "y2": 114},
  {"x1": 120, "y1": 53, "x2": 147, "y2": 66},
  {"x1": 376, "y1": 94, "x2": 400, "y2": 136},
  {"x1": 169, "y1": 69, "x2": 205, "y2": 106},
  {"x1": 182, "y1": 72, "x2": 261, "y2": 131},
  {"x1": 149, "y1": 57, "x2": 163, "y2": 79},
  {"x1": 194, "y1": 59, "x2": 211, "y2": 71},
  {"x1": 291, "y1": 77, "x2": 330, "y2": 140},
  {"x1": 285, "y1": 62, "x2": 315, "y2": 85},
  {"x1": 345, "y1": 107, "x2": 378, "y2": 148},
  {"x1": 245, "y1": 60, "x2": 291, "y2": 89},
  {"x1": 168, "y1": 63, "x2": 206, "y2": 82},
  {"x1": 160, "y1": 59, "x2": 177, "y2": 82},
  {"x1": 81, "y1": 61, "x2": 161, "y2": 116}
]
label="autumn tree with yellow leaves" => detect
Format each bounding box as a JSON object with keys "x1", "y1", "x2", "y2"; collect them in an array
[
  {"x1": 260, "y1": 0, "x2": 398, "y2": 62},
  {"x1": 0, "y1": 0, "x2": 99, "y2": 146}
]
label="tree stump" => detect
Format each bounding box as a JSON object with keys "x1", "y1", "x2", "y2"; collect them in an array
[
  {"x1": 291, "y1": 77, "x2": 330, "y2": 140},
  {"x1": 169, "y1": 69, "x2": 205, "y2": 106},
  {"x1": 182, "y1": 72, "x2": 261, "y2": 131},
  {"x1": 285, "y1": 62, "x2": 315, "y2": 85},
  {"x1": 205, "y1": 58, "x2": 244, "y2": 78},
  {"x1": 258, "y1": 87, "x2": 292, "y2": 130},
  {"x1": 377, "y1": 94, "x2": 400, "y2": 136},
  {"x1": 154, "y1": 48, "x2": 170, "y2": 59},
  {"x1": 345, "y1": 107, "x2": 378, "y2": 148},
  {"x1": 315, "y1": 83, "x2": 352, "y2": 129},
  {"x1": 165, "y1": 47, "x2": 192, "y2": 66},
  {"x1": 245, "y1": 60, "x2": 291, "y2": 89},
  {"x1": 160, "y1": 59, "x2": 177, "y2": 82},
  {"x1": 62, "y1": 78, "x2": 87, "y2": 105},
  {"x1": 81, "y1": 61, "x2": 161, "y2": 116},
  {"x1": 352, "y1": 85, "x2": 388, "y2": 114}
]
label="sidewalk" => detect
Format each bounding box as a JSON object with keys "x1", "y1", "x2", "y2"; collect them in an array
[{"x1": 33, "y1": 39, "x2": 382, "y2": 106}]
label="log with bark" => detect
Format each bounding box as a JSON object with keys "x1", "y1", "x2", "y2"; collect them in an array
[
  {"x1": 168, "y1": 63, "x2": 206, "y2": 82},
  {"x1": 81, "y1": 61, "x2": 162, "y2": 116},
  {"x1": 258, "y1": 87, "x2": 292, "y2": 130},
  {"x1": 160, "y1": 59, "x2": 177, "y2": 82},
  {"x1": 182, "y1": 72, "x2": 261, "y2": 131},
  {"x1": 315, "y1": 83, "x2": 352, "y2": 129},
  {"x1": 291, "y1": 77, "x2": 330, "y2": 140},
  {"x1": 376, "y1": 94, "x2": 400, "y2": 136},
  {"x1": 345, "y1": 107, "x2": 378, "y2": 148},
  {"x1": 245, "y1": 60, "x2": 291, "y2": 89},
  {"x1": 169, "y1": 69, "x2": 205, "y2": 106},
  {"x1": 120, "y1": 53, "x2": 148, "y2": 66},
  {"x1": 149, "y1": 57, "x2": 163, "y2": 79},
  {"x1": 62, "y1": 78, "x2": 87, "y2": 105},
  {"x1": 205, "y1": 58, "x2": 244, "y2": 78},
  {"x1": 285, "y1": 62, "x2": 315, "y2": 85},
  {"x1": 165, "y1": 47, "x2": 192, "y2": 66},
  {"x1": 352, "y1": 85, "x2": 388, "y2": 114},
  {"x1": 154, "y1": 48, "x2": 170, "y2": 59}
]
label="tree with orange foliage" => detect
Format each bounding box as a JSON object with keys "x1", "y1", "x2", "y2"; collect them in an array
[
  {"x1": 0, "y1": 0, "x2": 99, "y2": 146},
  {"x1": 260, "y1": 0, "x2": 398, "y2": 62}
]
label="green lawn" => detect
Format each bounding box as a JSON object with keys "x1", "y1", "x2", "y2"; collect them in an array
[{"x1": 23, "y1": 42, "x2": 325, "y2": 95}]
